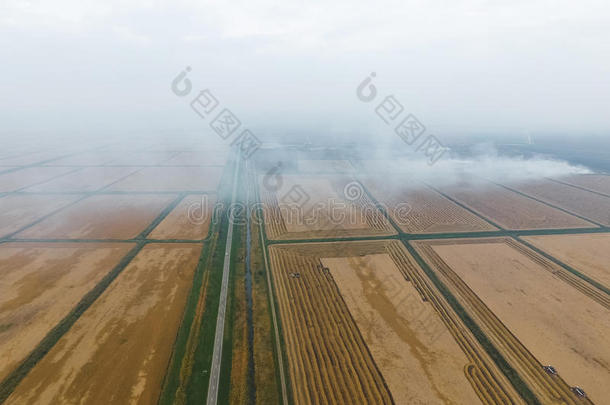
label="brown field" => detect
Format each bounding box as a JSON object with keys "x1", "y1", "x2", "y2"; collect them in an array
[
  {"x1": 297, "y1": 159, "x2": 354, "y2": 173},
  {"x1": 260, "y1": 175, "x2": 396, "y2": 240},
  {"x1": 6, "y1": 243, "x2": 202, "y2": 405},
  {"x1": 414, "y1": 238, "x2": 609, "y2": 404},
  {"x1": 0, "y1": 195, "x2": 79, "y2": 237},
  {"x1": 107, "y1": 166, "x2": 224, "y2": 192},
  {"x1": 523, "y1": 233, "x2": 610, "y2": 289},
  {"x1": 269, "y1": 241, "x2": 522, "y2": 405},
  {"x1": 103, "y1": 151, "x2": 179, "y2": 165},
  {"x1": 17, "y1": 194, "x2": 175, "y2": 239},
  {"x1": 438, "y1": 180, "x2": 596, "y2": 230},
  {"x1": 361, "y1": 177, "x2": 497, "y2": 233},
  {"x1": 149, "y1": 194, "x2": 217, "y2": 240},
  {"x1": 0, "y1": 242, "x2": 134, "y2": 381},
  {"x1": 507, "y1": 178, "x2": 610, "y2": 226},
  {"x1": 0, "y1": 152, "x2": 66, "y2": 167},
  {"x1": 0, "y1": 167, "x2": 75, "y2": 192},
  {"x1": 42, "y1": 152, "x2": 117, "y2": 166},
  {"x1": 159, "y1": 151, "x2": 229, "y2": 166},
  {"x1": 24, "y1": 166, "x2": 141, "y2": 192},
  {"x1": 558, "y1": 174, "x2": 610, "y2": 196}
]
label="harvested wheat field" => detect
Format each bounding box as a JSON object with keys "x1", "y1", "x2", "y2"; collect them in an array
[
  {"x1": 0, "y1": 195, "x2": 79, "y2": 237},
  {"x1": 414, "y1": 238, "x2": 609, "y2": 404},
  {"x1": 557, "y1": 174, "x2": 610, "y2": 196},
  {"x1": 149, "y1": 194, "x2": 217, "y2": 240},
  {"x1": 361, "y1": 177, "x2": 497, "y2": 233},
  {"x1": 260, "y1": 175, "x2": 395, "y2": 240},
  {"x1": 523, "y1": 233, "x2": 610, "y2": 289},
  {"x1": 0, "y1": 242, "x2": 134, "y2": 381},
  {"x1": 103, "y1": 151, "x2": 179, "y2": 165},
  {"x1": 24, "y1": 166, "x2": 141, "y2": 192},
  {"x1": 42, "y1": 151, "x2": 118, "y2": 166},
  {"x1": 0, "y1": 167, "x2": 75, "y2": 192},
  {"x1": 437, "y1": 179, "x2": 596, "y2": 230},
  {"x1": 506, "y1": 178, "x2": 610, "y2": 226},
  {"x1": 107, "y1": 166, "x2": 224, "y2": 192},
  {"x1": 297, "y1": 159, "x2": 354, "y2": 173},
  {"x1": 159, "y1": 150, "x2": 229, "y2": 166},
  {"x1": 0, "y1": 152, "x2": 67, "y2": 167},
  {"x1": 17, "y1": 194, "x2": 175, "y2": 239},
  {"x1": 269, "y1": 241, "x2": 522, "y2": 405},
  {"x1": 5, "y1": 243, "x2": 201, "y2": 405}
]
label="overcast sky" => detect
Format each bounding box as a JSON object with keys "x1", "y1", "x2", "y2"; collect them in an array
[{"x1": 1, "y1": 0, "x2": 609, "y2": 141}]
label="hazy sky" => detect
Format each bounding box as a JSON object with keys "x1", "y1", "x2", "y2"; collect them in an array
[{"x1": 1, "y1": 0, "x2": 609, "y2": 141}]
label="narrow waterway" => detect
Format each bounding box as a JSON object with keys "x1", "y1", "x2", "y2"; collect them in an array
[{"x1": 245, "y1": 164, "x2": 256, "y2": 405}]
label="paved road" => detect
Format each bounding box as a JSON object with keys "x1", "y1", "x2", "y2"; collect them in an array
[{"x1": 206, "y1": 157, "x2": 240, "y2": 405}]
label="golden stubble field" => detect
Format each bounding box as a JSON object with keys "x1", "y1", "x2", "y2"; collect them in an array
[
  {"x1": 0, "y1": 243, "x2": 135, "y2": 382},
  {"x1": 149, "y1": 194, "x2": 217, "y2": 240},
  {"x1": 522, "y1": 233, "x2": 610, "y2": 289},
  {"x1": 360, "y1": 176, "x2": 497, "y2": 233},
  {"x1": 506, "y1": 178, "x2": 610, "y2": 226},
  {"x1": 268, "y1": 240, "x2": 522, "y2": 405},
  {"x1": 437, "y1": 179, "x2": 596, "y2": 230},
  {"x1": 559, "y1": 174, "x2": 610, "y2": 196},
  {"x1": 414, "y1": 237, "x2": 609, "y2": 404},
  {"x1": 260, "y1": 175, "x2": 396, "y2": 240},
  {"x1": 16, "y1": 194, "x2": 175, "y2": 239},
  {"x1": 5, "y1": 243, "x2": 202, "y2": 405}
]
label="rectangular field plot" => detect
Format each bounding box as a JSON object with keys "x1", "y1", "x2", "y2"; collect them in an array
[
  {"x1": 0, "y1": 167, "x2": 75, "y2": 192},
  {"x1": 260, "y1": 175, "x2": 396, "y2": 240},
  {"x1": 42, "y1": 151, "x2": 118, "y2": 166},
  {"x1": 361, "y1": 177, "x2": 497, "y2": 233},
  {"x1": 102, "y1": 151, "x2": 180, "y2": 165},
  {"x1": 107, "y1": 166, "x2": 224, "y2": 192},
  {"x1": 558, "y1": 174, "x2": 610, "y2": 196},
  {"x1": 0, "y1": 195, "x2": 80, "y2": 237},
  {"x1": 297, "y1": 160, "x2": 354, "y2": 173},
  {"x1": 149, "y1": 194, "x2": 216, "y2": 240},
  {"x1": 437, "y1": 180, "x2": 596, "y2": 230},
  {"x1": 0, "y1": 242, "x2": 134, "y2": 381},
  {"x1": 24, "y1": 166, "x2": 141, "y2": 192},
  {"x1": 17, "y1": 194, "x2": 175, "y2": 239},
  {"x1": 268, "y1": 241, "x2": 521, "y2": 405},
  {"x1": 523, "y1": 233, "x2": 610, "y2": 290},
  {"x1": 0, "y1": 152, "x2": 67, "y2": 167},
  {"x1": 159, "y1": 150, "x2": 229, "y2": 166},
  {"x1": 507, "y1": 178, "x2": 610, "y2": 226},
  {"x1": 5, "y1": 243, "x2": 201, "y2": 405},
  {"x1": 413, "y1": 238, "x2": 609, "y2": 404}
]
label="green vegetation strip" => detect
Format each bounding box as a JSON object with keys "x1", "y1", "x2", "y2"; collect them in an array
[
  {"x1": 401, "y1": 240, "x2": 541, "y2": 405},
  {"x1": 217, "y1": 216, "x2": 245, "y2": 404},
  {"x1": 158, "y1": 238, "x2": 214, "y2": 405},
  {"x1": 183, "y1": 211, "x2": 230, "y2": 402},
  {"x1": 0, "y1": 242, "x2": 145, "y2": 404}
]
